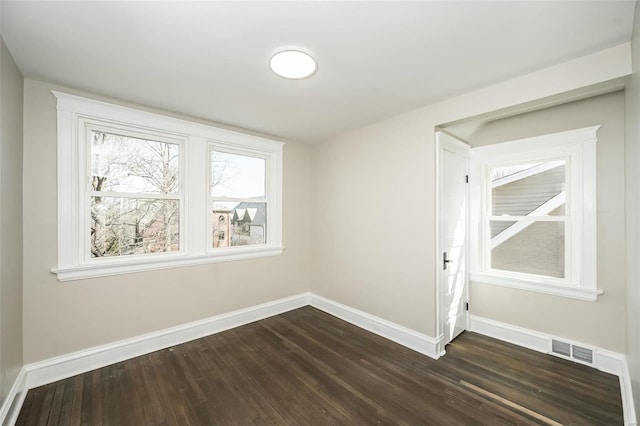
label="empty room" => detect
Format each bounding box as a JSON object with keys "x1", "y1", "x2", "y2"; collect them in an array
[{"x1": 1, "y1": 0, "x2": 639, "y2": 424}]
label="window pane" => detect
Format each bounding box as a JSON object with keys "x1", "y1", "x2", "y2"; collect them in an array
[
  {"x1": 490, "y1": 220, "x2": 565, "y2": 278},
  {"x1": 490, "y1": 220, "x2": 515, "y2": 239},
  {"x1": 491, "y1": 160, "x2": 565, "y2": 217},
  {"x1": 212, "y1": 202, "x2": 266, "y2": 247},
  {"x1": 211, "y1": 151, "x2": 266, "y2": 198},
  {"x1": 91, "y1": 131, "x2": 179, "y2": 194},
  {"x1": 91, "y1": 197, "x2": 179, "y2": 257}
]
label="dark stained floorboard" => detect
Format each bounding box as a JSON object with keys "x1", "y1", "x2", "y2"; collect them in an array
[{"x1": 16, "y1": 306, "x2": 623, "y2": 425}]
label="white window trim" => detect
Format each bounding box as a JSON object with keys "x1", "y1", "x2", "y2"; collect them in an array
[
  {"x1": 52, "y1": 92, "x2": 284, "y2": 281},
  {"x1": 469, "y1": 126, "x2": 601, "y2": 301}
]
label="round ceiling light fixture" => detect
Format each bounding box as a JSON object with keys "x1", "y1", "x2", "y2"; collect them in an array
[{"x1": 270, "y1": 49, "x2": 317, "y2": 79}]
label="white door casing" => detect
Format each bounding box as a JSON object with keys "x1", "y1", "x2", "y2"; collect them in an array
[{"x1": 436, "y1": 131, "x2": 470, "y2": 353}]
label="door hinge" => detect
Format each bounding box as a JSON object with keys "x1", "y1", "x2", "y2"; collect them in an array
[
  {"x1": 465, "y1": 302, "x2": 469, "y2": 311},
  {"x1": 443, "y1": 251, "x2": 452, "y2": 270},
  {"x1": 465, "y1": 175, "x2": 469, "y2": 183}
]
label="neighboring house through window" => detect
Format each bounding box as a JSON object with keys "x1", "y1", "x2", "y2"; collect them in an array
[
  {"x1": 469, "y1": 126, "x2": 601, "y2": 301},
  {"x1": 52, "y1": 92, "x2": 284, "y2": 281}
]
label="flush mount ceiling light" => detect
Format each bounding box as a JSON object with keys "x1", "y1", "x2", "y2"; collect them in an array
[{"x1": 270, "y1": 49, "x2": 317, "y2": 79}]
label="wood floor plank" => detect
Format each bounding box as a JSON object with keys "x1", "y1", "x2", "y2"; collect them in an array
[
  {"x1": 35, "y1": 384, "x2": 55, "y2": 425},
  {"x1": 16, "y1": 307, "x2": 623, "y2": 425},
  {"x1": 67, "y1": 376, "x2": 83, "y2": 426}
]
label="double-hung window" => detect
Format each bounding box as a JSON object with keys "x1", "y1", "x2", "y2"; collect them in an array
[
  {"x1": 53, "y1": 92, "x2": 283, "y2": 281},
  {"x1": 469, "y1": 126, "x2": 601, "y2": 301}
]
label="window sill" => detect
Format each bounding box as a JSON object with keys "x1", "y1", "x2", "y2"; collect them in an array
[
  {"x1": 469, "y1": 272, "x2": 602, "y2": 302},
  {"x1": 52, "y1": 246, "x2": 285, "y2": 282}
]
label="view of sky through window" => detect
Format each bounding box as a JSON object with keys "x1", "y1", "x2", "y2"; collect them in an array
[{"x1": 211, "y1": 151, "x2": 266, "y2": 199}]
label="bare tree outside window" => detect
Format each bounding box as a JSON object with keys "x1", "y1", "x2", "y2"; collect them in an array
[{"x1": 90, "y1": 131, "x2": 180, "y2": 258}]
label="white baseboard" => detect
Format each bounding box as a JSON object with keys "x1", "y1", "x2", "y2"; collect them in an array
[
  {"x1": 602, "y1": 352, "x2": 639, "y2": 426},
  {"x1": 620, "y1": 361, "x2": 639, "y2": 426},
  {"x1": 21, "y1": 293, "x2": 442, "y2": 392},
  {"x1": 309, "y1": 294, "x2": 442, "y2": 359},
  {"x1": 470, "y1": 314, "x2": 637, "y2": 426},
  {"x1": 24, "y1": 293, "x2": 309, "y2": 390},
  {"x1": 468, "y1": 314, "x2": 549, "y2": 353},
  {"x1": 0, "y1": 367, "x2": 27, "y2": 426},
  {"x1": 4, "y1": 297, "x2": 633, "y2": 426},
  {"x1": 4, "y1": 292, "x2": 440, "y2": 424}
]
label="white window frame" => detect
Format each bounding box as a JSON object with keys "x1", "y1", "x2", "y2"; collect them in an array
[
  {"x1": 469, "y1": 126, "x2": 602, "y2": 301},
  {"x1": 52, "y1": 92, "x2": 284, "y2": 281}
]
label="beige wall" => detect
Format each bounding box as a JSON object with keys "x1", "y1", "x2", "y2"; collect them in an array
[
  {"x1": 310, "y1": 44, "x2": 630, "y2": 339},
  {"x1": 0, "y1": 37, "x2": 24, "y2": 403},
  {"x1": 22, "y1": 79, "x2": 312, "y2": 363},
  {"x1": 626, "y1": 1, "x2": 640, "y2": 419},
  {"x1": 469, "y1": 92, "x2": 626, "y2": 352},
  {"x1": 311, "y1": 109, "x2": 437, "y2": 334}
]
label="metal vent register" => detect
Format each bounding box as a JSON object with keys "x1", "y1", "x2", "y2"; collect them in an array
[{"x1": 551, "y1": 339, "x2": 594, "y2": 365}]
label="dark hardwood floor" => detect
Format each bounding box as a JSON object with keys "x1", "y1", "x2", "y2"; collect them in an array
[{"x1": 16, "y1": 307, "x2": 623, "y2": 425}]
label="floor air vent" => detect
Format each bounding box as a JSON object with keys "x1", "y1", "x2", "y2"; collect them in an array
[
  {"x1": 551, "y1": 339, "x2": 571, "y2": 357},
  {"x1": 551, "y1": 339, "x2": 594, "y2": 365},
  {"x1": 572, "y1": 345, "x2": 594, "y2": 364}
]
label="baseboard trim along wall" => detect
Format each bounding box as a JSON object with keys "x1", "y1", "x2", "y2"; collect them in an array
[
  {"x1": 469, "y1": 314, "x2": 637, "y2": 426},
  {"x1": 0, "y1": 368, "x2": 27, "y2": 426},
  {"x1": 1, "y1": 295, "x2": 634, "y2": 425},
  {"x1": 308, "y1": 294, "x2": 442, "y2": 359},
  {"x1": 0, "y1": 293, "x2": 310, "y2": 425},
  {"x1": 25, "y1": 293, "x2": 310, "y2": 389}
]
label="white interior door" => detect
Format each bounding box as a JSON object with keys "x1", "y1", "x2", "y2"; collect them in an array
[{"x1": 437, "y1": 131, "x2": 470, "y2": 348}]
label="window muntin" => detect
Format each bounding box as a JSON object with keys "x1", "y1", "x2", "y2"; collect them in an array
[
  {"x1": 210, "y1": 149, "x2": 268, "y2": 248},
  {"x1": 87, "y1": 128, "x2": 183, "y2": 260}
]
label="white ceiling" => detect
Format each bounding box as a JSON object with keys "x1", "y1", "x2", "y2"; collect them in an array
[{"x1": 1, "y1": 1, "x2": 636, "y2": 143}]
